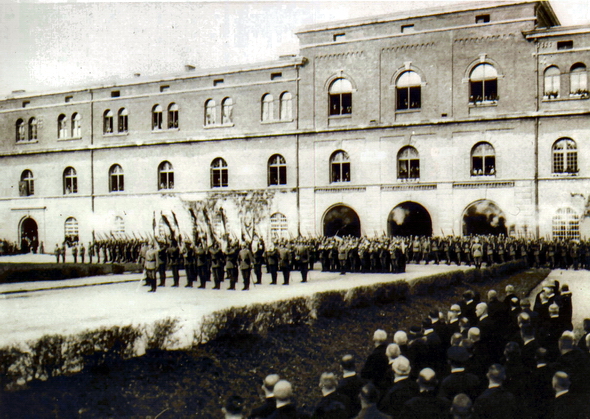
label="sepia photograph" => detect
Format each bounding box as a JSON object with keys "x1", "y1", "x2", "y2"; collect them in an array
[{"x1": 0, "y1": 0, "x2": 590, "y2": 417}]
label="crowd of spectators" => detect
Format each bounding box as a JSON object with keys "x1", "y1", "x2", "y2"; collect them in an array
[{"x1": 222, "y1": 279, "x2": 590, "y2": 418}]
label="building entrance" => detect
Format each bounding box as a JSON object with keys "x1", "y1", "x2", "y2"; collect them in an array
[
  {"x1": 323, "y1": 205, "x2": 361, "y2": 237},
  {"x1": 462, "y1": 200, "x2": 507, "y2": 236},
  {"x1": 20, "y1": 217, "x2": 38, "y2": 253},
  {"x1": 388, "y1": 201, "x2": 432, "y2": 237}
]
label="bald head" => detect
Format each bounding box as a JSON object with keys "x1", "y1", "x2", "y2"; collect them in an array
[{"x1": 263, "y1": 374, "x2": 280, "y2": 393}]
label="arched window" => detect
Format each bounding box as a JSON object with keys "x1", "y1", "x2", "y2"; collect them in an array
[
  {"x1": 64, "y1": 217, "x2": 79, "y2": 244},
  {"x1": 261, "y1": 94, "x2": 274, "y2": 122},
  {"x1": 544, "y1": 66, "x2": 560, "y2": 98},
  {"x1": 397, "y1": 146, "x2": 420, "y2": 179},
  {"x1": 113, "y1": 216, "x2": 125, "y2": 237},
  {"x1": 205, "y1": 99, "x2": 216, "y2": 126},
  {"x1": 211, "y1": 157, "x2": 228, "y2": 188},
  {"x1": 58, "y1": 114, "x2": 68, "y2": 139},
  {"x1": 222, "y1": 98, "x2": 233, "y2": 124},
  {"x1": 103, "y1": 110, "x2": 113, "y2": 134},
  {"x1": 280, "y1": 92, "x2": 293, "y2": 121},
  {"x1": 330, "y1": 150, "x2": 351, "y2": 183},
  {"x1": 552, "y1": 138, "x2": 578, "y2": 174},
  {"x1": 152, "y1": 104, "x2": 163, "y2": 130},
  {"x1": 28, "y1": 118, "x2": 37, "y2": 141},
  {"x1": 396, "y1": 71, "x2": 422, "y2": 110},
  {"x1": 158, "y1": 161, "x2": 174, "y2": 190},
  {"x1": 329, "y1": 78, "x2": 352, "y2": 116},
  {"x1": 469, "y1": 63, "x2": 498, "y2": 103},
  {"x1": 471, "y1": 142, "x2": 496, "y2": 176},
  {"x1": 71, "y1": 113, "x2": 81, "y2": 138},
  {"x1": 118, "y1": 108, "x2": 128, "y2": 133},
  {"x1": 20, "y1": 170, "x2": 34, "y2": 196},
  {"x1": 570, "y1": 63, "x2": 587, "y2": 95},
  {"x1": 16, "y1": 119, "x2": 26, "y2": 142},
  {"x1": 270, "y1": 212, "x2": 288, "y2": 240},
  {"x1": 63, "y1": 167, "x2": 78, "y2": 195},
  {"x1": 168, "y1": 103, "x2": 179, "y2": 129},
  {"x1": 268, "y1": 154, "x2": 287, "y2": 186},
  {"x1": 109, "y1": 164, "x2": 124, "y2": 192},
  {"x1": 552, "y1": 208, "x2": 579, "y2": 240}
]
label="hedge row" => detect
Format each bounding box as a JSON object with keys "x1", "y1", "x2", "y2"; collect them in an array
[
  {"x1": 0, "y1": 260, "x2": 529, "y2": 390},
  {"x1": 0, "y1": 263, "x2": 126, "y2": 284}
]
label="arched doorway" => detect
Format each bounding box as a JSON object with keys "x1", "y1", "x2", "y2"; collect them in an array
[
  {"x1": 323, "y1": 205, "x2": 361, "y2": 237},
  {"x1": 20, "y1": 217, "x2": 38, "y2": 253},
  {"x1": 462, "y1": 200, "x2": 507, "y2": 236},
  {"x1": 388, "y1": 201, "x2": 432, "y2": 237}
]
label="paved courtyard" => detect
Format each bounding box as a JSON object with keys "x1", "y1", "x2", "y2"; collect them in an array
[{"x1": 0, "y1": 254, "x2": 588, "y2": 349}]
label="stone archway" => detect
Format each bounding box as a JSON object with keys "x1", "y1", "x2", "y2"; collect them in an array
[
  {"x1": 323, "y1": 205, "x2": 361, "y2": 238},
  {"x1": 19, "y1": 217, "x2": 38, "y2": 253},
  {"x1": 462, "y1": 199, "x2": 507, "y2": 236},
  {"x1": 388, "y1": 201, "x2": 433, "y2": 237}
]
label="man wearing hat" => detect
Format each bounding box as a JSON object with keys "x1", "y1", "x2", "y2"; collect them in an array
[
  {"x1": 267, "y1": 380, "x2": 301, "y2": 419},
  {"x1": 248, "y1": 374, "x2": 280, "y2": 419},
  {"x1": 360, "y1": 330, "x2": 390, "y2": 395},
  {"x1": 378, "y1": 356, "x2": 418, "y2": 417},
  {"x1": 355, "y1": 383, "x2": 392, "y2": 419},
  {"x1": 311, "y1": 372, "x2": 349, "y2": 419},
  {"x1": 402, "y1": 368, "x2": 450, "y2": 419},
  {"x1": 336, "y1": 354, "x2": 363, "y2": 418},
  {"x1": 223, "y1": 395, "x2": 245, "y2": 419},
  {"x1": 439, "y1": 346, "x2": 480, "y2": 401}
]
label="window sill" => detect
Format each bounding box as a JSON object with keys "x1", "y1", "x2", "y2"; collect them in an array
[
  {"x1": 103, "y1": 132, "x2": 128, "y2": 137},
  {"x1": 63, "y1": 192, "x2": 78, "y2": 196},
  {"x1": 57, "y1": 137, "x2": 82, "y2": 142},
  {"x1": 204, "y1": 124, "x2": 235, "y2": 129},
  {"x1": 328, "y1": 114, "x2": 352, "y2": 119},
  {"x1": 542, "y1": 95, "x2": 589, "y2": 102},
  {"x1": 211, "y1": 185, "x2": 229, "y2": 189},
  {"x1": 109, "y1": 190, "x2": 125, "y2": 193},
  {"x1": 397, "y1": 177, "x2": 420, "y2": 183},
  {"x1": 395, "y1": 109, "x2": 421, "y2": 114},
  {"x1": 468, "y1": 101, "x2": 498, "y2": 107},
  {"x1": 552, "y1": 172, "x2": 579, "y2": 177},
  {"x1": 166, "y1": 127, "x2": 180, "y2": 131},
  {"x1": 268, "y1": 183, "x2": 288, "y2": 187},
  {"x1": 330, "y1": 181, "x2": 351, "y2": 184},
  {"x1": 261, "y1": 119, "x2": 294, "y2": 125},
  {"x1": 158, "y1": 189, "x2": 175, "y2": 192},
  {"x1": 470, "y1": 174, "x2": 496, "y2": 178},
  {"x1": 16, "y1": 140, "x2": 39, "y2": 145}
]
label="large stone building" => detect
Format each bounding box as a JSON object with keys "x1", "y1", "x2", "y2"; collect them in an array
[{"x1": 1, "y1": 0, "x2": 589, "y2": 249}]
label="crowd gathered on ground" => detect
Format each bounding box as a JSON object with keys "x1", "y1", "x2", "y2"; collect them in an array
[
  {"x1": 41, "y1": 234, "x2": 590, "y2": 292},
  {"x1": 222, "y1": 280, "x2": 590, "y2": 418}
]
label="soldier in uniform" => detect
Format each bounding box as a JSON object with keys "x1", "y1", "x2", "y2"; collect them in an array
[
  {"x1": 278, "y1": 241, "x2": 292, "y2": 285},
  {"x1": 412, "y1": 237, "x2": 421, "y2": 264},
  {"x1": 209, "y1": 242, "x2": 224, "y2": 290},
  {"x1": 195, "y1": 240, "x2": 209, "y2": 288},
  {"x1": 144, "y1": 242, "x2": 159, "y2": 293},
  {"x1": 79, "y1": 242, "x2": 86, "y2": 264},
  {"x1": 379, "y1": 242, "x2": 391, "y2": 273},
  {"x1": 167, "y1": 239, "x2": 181, "y2": 287},
  {"x1": 225, "y1": 241, "x2": 239, "y2": 290},
  {"x1": 265, "y1": 242, "x2": 279, "y2": 284},
  {"x1": 431, "y1": 237, "x2": 440, "y2": 265},
  {"x1": 471, "y1": 238, "x2": 483, "y2": 269},
  {"x1": 238, "y1": 242, "x2": 254, "y2": 290},
  {"x1": 54, "y1": 243, "x2": 61, "y2": 263},
  {"x1": 421, "y1": 237, "x2": 431, "y2": 265},
  {"x1": 252, "y1": 240, "x2": 265, "y2": 284},
  {"x1": 157, "y1": 242, "x2": 168, "y2": 286},
  {"x1": 183, "y1": 240, "x2": 196, "y2": 288},
  {"x1": 296, "y1": 241, "x2": 310, "y2": 283}
]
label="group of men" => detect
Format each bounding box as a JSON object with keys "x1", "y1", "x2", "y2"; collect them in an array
[{"x1": 223, "y1": 280, "x2": 590, "y2": 418}]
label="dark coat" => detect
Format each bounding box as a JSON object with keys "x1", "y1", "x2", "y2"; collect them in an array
[
  {"x1": 268, "y1": 403, "x2": 305, "y2": 419},
  {"x1": 473, "y1": 386, "x2": 517, "y2": 419},
  {"x1": 552, "y1": 391, "x2": 590, "y2": 419},
  {"x1": 377, "y1": 377, "x2": 419, "y2": 418},
  {"x1": 311, "y1": 391, "x2": 350, "y2": 419},
  {"x1": 439, "y1": 370, "x2": 481, "y2": 401},
  {"x1": 361, "y1": 344, "x2": 389, "y2": 385},
  {"x1": 401, "y1": 391, "x2": 451, "y2": 419},
  {"x1": 249, "y1": 397, "x2": 277, "y2": 419},
  {"x1": 353, "y1": 404, "x2": 392, "y2": 419},
  {"x1": 337, "y1": 374, "x2": 364, "y2": 418}
]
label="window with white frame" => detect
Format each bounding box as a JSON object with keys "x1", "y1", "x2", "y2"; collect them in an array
[
  {"x1": 397, "y1": 146, "x2": 420, "y2": 179},
  {"x1": 28, "y1": 118, "x2": 37, "y2": 141},
  {"x1": 471, "y1": 142, "x2": 496, "y2": 176},
  {"x1": 330, "y1": 150, "x2": 351, "y2": 183},
  {"x1": 552, "y1": 208, "x2": 579, "y2": 240},
  {"x1": 205, "y1": 99, "x2": 216, "y2": 126},
  {"x1": 20, "y1": 170, "x2": 34, "y2": 196},
  {"x1": 396, "y1": 71, "x2": 422, "y2": 110},
  {"x1": 109, "y1": 164, "x2": 124, "y2": 192},
  {"x1": 268, "y1": 154, "x2": 287, "y2": 186},
  {"x1": 544, "y1": 66, "x2": 560, "y2": 98},
  {"x1": 152, "y1": 104, "x2": 163, "y2": 130},
  {"x1": 570, "y1": 63, "x2": 588, "y2": 95},
  {"x1": 270, "y1": 212, "x2": 288, "y2": 240},
  {"x1": 158, "y1": 161, "x2": 174, "y2": 190},
  {"x1": 261, "y1": 94, "x2": 274, "y2": 122},
  {"x1": 168, "y1": 103, "x2": 179, "y2": 129},
  {"x1": 280, "y1": 92, "x2": 293, "y2": 121},
  {"x1": 103, "y1": 110, "x2": 113, "y2": 134},
  {"x1": 552, "y1": 138, "x2": 578, "y2": 174},
  {"x1": 469, "y1": 63, "x2": 498, "y2": 103},
  {"x1": 118, "y1": 108, "x2": 128, "y2": 133},
  {"x1": 222, "y1": 98, "x2": 233, "y2": 124},
  {"x1": 71, "y1": 113, "x2": 81, "y2": 138},
  {"x1": 58, "y1": 114, "x2": 68, "y2": 139},
  {"x1": 211, "y1": 158, "x2": 228, "y2": 188},
  {"x1": 329, "y1": 78, "x2": 352, "y2": 116},
  {"x1": 63, "y1": 167, "x2": 78, "y2": 194},
  {"x1": 16, "y1": 119, "x2": 26, "y2": 142},
  {"x1": 64, "y1": 217, "x2": 79, "y2": 244}
]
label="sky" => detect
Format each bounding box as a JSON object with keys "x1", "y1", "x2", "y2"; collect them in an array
[{"x1": 0, "y1": 0, "x2": 589, "y2": 98}]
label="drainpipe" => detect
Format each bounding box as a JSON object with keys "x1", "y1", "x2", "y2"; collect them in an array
[
  {"x1": 534, "y1": 41, "x2": 540, "y2": 239},
  {"x1": 296, "y1": 62, "x2": 301, "y2": 237}
]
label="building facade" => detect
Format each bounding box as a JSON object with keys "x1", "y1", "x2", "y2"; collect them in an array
[{"x1": 1, "y1": 0, "x2": 589, "y2": 248}]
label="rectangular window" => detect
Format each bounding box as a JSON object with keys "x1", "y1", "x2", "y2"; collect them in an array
[
  {"x1": 160, "y1": 85, "x2": 170, "y2": 93},
  {"x1": 214, "y1": 79, "x2": 224, "y2": 86},
  {"x1": 476, "y1": 14, "x2": 490, "y2": 24},
  {"x1": 111, "y1": 91, "x2": 120, "y2": 98},
  {"x1": 271, "y1": 72, "x2": 282, "y2": 80},
  {"x1": 333, "y1": 33, "x2": 346, "y2": 42},
  {"x1": 557, "y1": 41, "x2": 573, "y2": 50},
  {"x1": 65, "y1": 96, "x2": 73, "y2": 103},
  {"x1": 401, "y1": 24, "x2": 415, "y2": 33}
]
